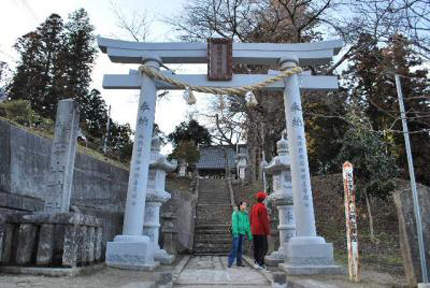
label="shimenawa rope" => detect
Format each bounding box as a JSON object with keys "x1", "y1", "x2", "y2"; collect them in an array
[{"x1": 138, "y1": 65, "x2": 303, "y2": 96}]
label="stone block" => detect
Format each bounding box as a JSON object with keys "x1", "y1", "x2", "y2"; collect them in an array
[
  {"x1": 81, "y1": 226, "x2": 89, "y2": 264},
  {"x1": 62, "y1": 225, "x2": 78, "y2": 267},
  {"x1": 88, "y1": 227, "x2": 95, "y2": 263},
  {"x1": 418, "y1": 284, "x2": 430, "y2": 288},
  {"x1": 2, "y1": 224, "x2": 14, "y2": 263},
  {"x1": 36, "y1": 224, "x2": 55, "y2": 265},
  {"x1": 16, "y1": 224, "x2": 37, "y2": 265},
  {"x1": 280, "y1": 237, "x2": 343, "y2": 275},
  {"x1": 393, "y1": 184, "x2": 430, "y2": 287},
  {"x1": 95, "y1": 227, "x2": 103, "y2": 261},
  {"x1": 106, "y1": 235, "x2": 159, "y2": 271}
]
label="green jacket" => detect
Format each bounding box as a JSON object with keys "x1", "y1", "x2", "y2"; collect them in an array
[{"x1": 232, "y1": 210, "x2": 253, "y2": 240}]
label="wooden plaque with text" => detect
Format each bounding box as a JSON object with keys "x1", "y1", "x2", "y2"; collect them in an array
[{"x1": 207, "y1": 38, "x2": 232, "y2": 81}]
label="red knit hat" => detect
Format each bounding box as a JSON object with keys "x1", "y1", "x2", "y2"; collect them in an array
[{"x1": 256, "y1": 191, "x2": 267, "y2": 200}]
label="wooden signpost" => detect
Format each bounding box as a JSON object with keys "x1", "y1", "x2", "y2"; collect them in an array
[{"x1": 343, "y1": 161, "x2": 360, "y2": 282}]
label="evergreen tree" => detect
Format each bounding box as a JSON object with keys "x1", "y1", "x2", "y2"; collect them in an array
[
  {"x1": 335, "y1": 108, "x2": 399, "y2": 241},
  {"x1": 342, "y1": 33, "x2": 430, "y2": 185},
  {"x1": 62, "y1": 8, "x2": 97, "y2": 101},
  {"x1": 78, "y1": 89, "x2": 108, "y2": 139},
  {"x1": 168, "y1": 119, "x2": 212, "y2": 147},
  {"x1": 8, "y1": 9, "x2": 97, "y2": 121},
  {"x1": 9, "y1": 14, "x2": 64, "y2": 118}
]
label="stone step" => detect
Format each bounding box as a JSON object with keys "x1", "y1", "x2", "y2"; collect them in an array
[
  {"x1": 194, "y1": 235, "x2": 232, "y2": 242},
  {"x1": 192, "y1": 251, "x2": 230, "y2": 256},
  {"x1": 195, "y1": 224, "x2": 229, "y2": 229},
  {"x1": 194, "y1": 239, "x2": 232, "y2": 244},
  {"x1": 195, "y1": 226, "x2": 230, "y2": 231},
  {"x1": 193, "y1": 249, "x2": 231, "y2": 255},
  {"x1": 194, "y1": 242, "x2": 231, "y2": 249},
  {"x1": 194, "y1": 229, "x2": 230, "y2": 235}
]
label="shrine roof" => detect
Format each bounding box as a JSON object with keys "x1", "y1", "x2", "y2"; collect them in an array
[{"x1": 196, "y1": 145, "x2": 247, "y2": 170}]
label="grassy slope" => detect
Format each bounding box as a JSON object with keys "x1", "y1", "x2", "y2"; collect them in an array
[
  {"x1": 0, "y1": 116, "x2": 129, "y2": 170},
  {"x1": 233, "y1": 174, "x2": 404, "y2": 276}
]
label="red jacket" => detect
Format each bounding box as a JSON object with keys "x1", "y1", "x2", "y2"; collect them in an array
[{"x1": 250, "y1": 202, "x2": 271, "y2": 235}]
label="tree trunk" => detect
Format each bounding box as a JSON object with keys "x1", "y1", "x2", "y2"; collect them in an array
[{"x1": 363, "y1": 190, "x2": 376, "y2": 243}]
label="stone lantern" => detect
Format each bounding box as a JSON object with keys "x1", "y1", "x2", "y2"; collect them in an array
[
  {"x1": 235, "y1": 148, "x2": 247, "y2": 180},
  {"x1": 143, "y1": 136, "x2": 177, "y2": 264},
  {"x1": 264, "y1": 135, "x2": 296, "y2": 265},
  {"x1": 178, "y1": 159, "x2": 187, "y2": 177}
]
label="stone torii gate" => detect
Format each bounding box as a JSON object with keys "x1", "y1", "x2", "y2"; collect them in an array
[{"x1": 98, "y1": 36, "x2": 343, "y2": 273}]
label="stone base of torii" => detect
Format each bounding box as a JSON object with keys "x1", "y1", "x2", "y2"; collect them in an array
[{"x1": 98, "y1": 37, "x2": 344, "y2": 274}]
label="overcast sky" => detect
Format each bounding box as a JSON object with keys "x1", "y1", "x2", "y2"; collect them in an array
[{"x1": 0, "y1": 0, "x2": 216, "y2": 153}]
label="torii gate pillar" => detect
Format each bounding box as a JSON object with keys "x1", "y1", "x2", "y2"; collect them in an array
[
  {"x1": 278, "y1": 57, "x2": 341, "y2": 274},
  {"x1": 105, "y1": 58, "x2": 161, "y2": 270}
]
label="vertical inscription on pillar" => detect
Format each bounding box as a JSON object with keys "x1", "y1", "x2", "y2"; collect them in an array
[
  {"x1": 290, "y1": 101, "x2": 311, "y2": 207},
  {"x1": 130, "y1": 101, "x2": 152, "y2": 207}
]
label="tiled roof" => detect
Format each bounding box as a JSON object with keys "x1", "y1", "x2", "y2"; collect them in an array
[{"x1": 196, "y1": 145, "x2": 247, "y2": 169}]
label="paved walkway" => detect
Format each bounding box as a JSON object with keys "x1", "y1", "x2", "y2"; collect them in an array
[{"x1": 174, "y1": 256, "x2": 271, "y2": 287}]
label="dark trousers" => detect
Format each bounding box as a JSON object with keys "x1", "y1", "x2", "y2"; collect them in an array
[
  {"x1": 228, "y1": 235, "x2": 244, "y2": 266},
  {"x1": 253, "y1": 235, "x2": 268, "y2": 266}
]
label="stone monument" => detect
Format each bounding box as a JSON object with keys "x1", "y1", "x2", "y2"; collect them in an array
[
  {"x1": 265, "y1": 135, "x2": 296, "y2": 266},
  {"x1": 143, "y1": 136, "x2": 177, "y2": 264},
  {"x1": 44, "y1": 99, "x2": 80, "y2": 213}
]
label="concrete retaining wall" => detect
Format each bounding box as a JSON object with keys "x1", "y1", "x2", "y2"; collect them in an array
[
  {"x1": 0, "y1": 119, "x2": 196, "y2": 258},
  {"x1": 0, "y1": 119, "x2": 128, "y2": 256}
]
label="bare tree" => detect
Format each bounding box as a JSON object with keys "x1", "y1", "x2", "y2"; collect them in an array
[
  {"x1": 332, "y1": 0, "x2": 430, "y2": 60},
  {"x1": 171, "y1": 0, "x2": 341, "y2": 183},
  {"x1": 109, "y1": 0, "x2": 151, "y2": 42}
]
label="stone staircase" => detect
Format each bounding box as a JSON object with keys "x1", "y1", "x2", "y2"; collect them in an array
[{"x1": 193, "y1": 178, "x2": 233, "y2": 256}]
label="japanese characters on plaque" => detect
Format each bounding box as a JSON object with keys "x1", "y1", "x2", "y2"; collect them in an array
[
  {"x1": 207, "y1": 38, "x2": 232, "y2": 81},
  {"x1": 290, "y1": 101, "x2": 310, "y2": 207}
]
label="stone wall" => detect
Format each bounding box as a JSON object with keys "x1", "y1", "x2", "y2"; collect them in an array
[
  {"x1": 0, "y1": 119, "x2": 196, "y2": 258},
  {"x1": 0, "y1": 119, "x2": 128, "y2": 256}
]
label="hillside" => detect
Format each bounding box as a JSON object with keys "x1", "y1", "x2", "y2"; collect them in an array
[{"x1": 232, "y1": 174, "x2": 404, "y2": 277}]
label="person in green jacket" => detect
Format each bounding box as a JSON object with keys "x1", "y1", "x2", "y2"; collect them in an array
[{"x1": 228, "y1": 201, "x2": 253, "y2": 268}]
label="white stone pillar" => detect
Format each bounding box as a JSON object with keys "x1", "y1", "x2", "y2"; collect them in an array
[
  {"x1": 105, "y1": 58, "x2": 161, "y2": 271},
  {"x1": 278, "y1": 57, "x2": 340, "y2": 274},
  {"x1": 45, "y1": 99, "x2": 80, "y2": 213}
]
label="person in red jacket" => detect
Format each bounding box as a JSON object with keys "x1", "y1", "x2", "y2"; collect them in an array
[{"x1": 250, "y1": 191, "x2": 270, "y2": 269}]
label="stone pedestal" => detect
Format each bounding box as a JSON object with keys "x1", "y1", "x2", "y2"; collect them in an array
[
  {"x1": 105, "y1": 58, "x2": 160, "y2": 270},
  {"x1": 0, "y1": 212, "x2": 103, "y2": 268},
  {"x1": 143, "y1": 137, "x2": 177, "y2": 265},
  {"x1": 265, "y1": 136, "x2": 296, "y2": 266},
  {"x1": 161, "y1": 212, "x2": 177, "y2": 255},
  {"x1": 279, "y1": 57, "x2": 341, "y2": 275},
  {"x1": 45, "y1": 99, "x2": 80, "y2": 213}
]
